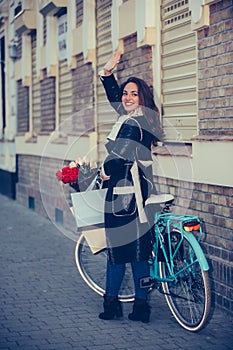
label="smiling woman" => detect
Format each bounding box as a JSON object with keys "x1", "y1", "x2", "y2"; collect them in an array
[
  {"x1": 121, "y1": 82, "x2": 139, "y2": 113},
  {"x1": 97, "y1": 51, "x2": 163, "y2": 323}
]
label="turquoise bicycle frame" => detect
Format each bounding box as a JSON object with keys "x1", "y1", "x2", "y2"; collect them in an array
[{"x1": 150, "y1": 213, "x2": 209, "y2": 282}]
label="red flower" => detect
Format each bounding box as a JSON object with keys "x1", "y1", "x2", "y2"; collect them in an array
[
  {"x1": 69, "y1": 167, "x2": 79, "y2": 182},
  {"x1": 56, "y1": 166, "x2": 79, "y2": 184},
  {"x1": 56, "y1": 170, "x2": 62, "y2": 181}
]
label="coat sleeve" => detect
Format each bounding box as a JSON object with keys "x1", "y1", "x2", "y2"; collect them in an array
[
  {"x1": 103, "y1": 119, "x2": 141, "y2": 176},
  {"x1": 99, "y1": 73, "x2": 125, "y2": 115}
]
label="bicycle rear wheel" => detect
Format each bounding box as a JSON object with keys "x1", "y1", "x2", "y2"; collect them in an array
[
  {"x1": 75, "y1": 234, "x2": 135, "y2": 302},
  {"x1": 159, "y1": 231, "x2": 211, "y2": 332}
]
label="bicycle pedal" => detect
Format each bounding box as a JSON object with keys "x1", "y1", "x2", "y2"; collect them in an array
[{"x1": 139, "y1": 277, "x2": 154, "y2": 288}]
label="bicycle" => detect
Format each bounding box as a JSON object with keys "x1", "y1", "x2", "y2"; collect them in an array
[{"x1": 75, "y1": 194, "x2": 211, "y2": 332}]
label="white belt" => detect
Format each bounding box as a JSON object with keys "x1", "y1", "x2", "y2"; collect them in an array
[{"x1": 113, "y1": 186, "x2": 135, "y2": 195}]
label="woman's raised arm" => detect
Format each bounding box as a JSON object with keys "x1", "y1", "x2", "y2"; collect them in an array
[
  {"x1": 99, "y1": 51, "x2": 125, "y2": 114},
  {"x1": 103, "y1": 51, "x2": 122, "y2": 76}
]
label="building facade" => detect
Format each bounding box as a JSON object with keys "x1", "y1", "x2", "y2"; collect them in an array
[{"x1": 0, "y1": 0, "x2": 232, "y2": 314}]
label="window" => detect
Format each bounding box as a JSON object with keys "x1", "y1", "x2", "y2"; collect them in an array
[
  {"x1": 14, "y1": 1, "x2": 22, "y2": 17},
  {"x1": 57, "y1": 13, "x2": 67, "y2": 61},
  {"x1": 28, "y1": 196, "x2": 35, "y2": 210},
  {"x1": 161, "y1": 0, "x2": 197, "y2": 142}
]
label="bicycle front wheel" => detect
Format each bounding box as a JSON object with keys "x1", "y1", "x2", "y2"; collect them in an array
[
  {"x1": 75, "y1": 234, "x2": 135, "y2": 302},
  {"x1": 159, "y1": 231, "x2": 211, "y2": 332}
]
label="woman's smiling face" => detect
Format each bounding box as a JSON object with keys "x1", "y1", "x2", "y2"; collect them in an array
[{"x1": 122, "y1": 82, "x2": 139, "y2": 113}]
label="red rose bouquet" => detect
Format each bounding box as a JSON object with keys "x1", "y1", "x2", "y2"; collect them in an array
[
  {"x1": 56, "y1": 159, "x2": 98, "y2": 191},
  {"x1": 56, "y1": 166, "x2": 79, "y2": 184}
]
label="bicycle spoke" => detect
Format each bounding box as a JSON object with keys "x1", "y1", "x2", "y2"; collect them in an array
[
  {"x1": 160, "y1": 231, "x2": 211, "y2": 331},
  {"x1": 75, "y1": 235, "x2": 135, "y2": 301}
]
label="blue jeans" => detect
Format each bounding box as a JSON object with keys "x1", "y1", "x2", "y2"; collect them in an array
[{"x1": 105, "y1": 256, "x2": 150, "y2": 300}]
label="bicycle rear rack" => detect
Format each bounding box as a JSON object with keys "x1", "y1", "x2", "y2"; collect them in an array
[{"x1": 155, "y1": 213, "x2": 204, "y2": 242}]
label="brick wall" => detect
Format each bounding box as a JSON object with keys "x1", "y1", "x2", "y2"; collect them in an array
[
  {"x1": 16, "y1": 154, "x2": 77, "y2": 234},
  {"x1": 76, "y1": 0, "x2": 83, "y2": 27},
  {"x1": 198, "y1": 0, "x2": 233, "y2": 137},
  {"x1": 17, "y1": 81, "x2": 29, "y2": 133},
  {"x1": 117, "y1": 34, "x2": 153, "y2": 86},
  {"x1": 154, "y1": 175, "x2": 233, "y2": 313},
  {"x1": 158, "y1": 0, "x2": 233, "y2": 313},
  {"x1": 40, "y1": 72, "x2": 56, "y2": 133},
  {"x1": 72, "y1": 54, "x2": 95, "y2": 135},
  {"x1": 194, "y1": 0, "x2": 233, "y2": 313}
]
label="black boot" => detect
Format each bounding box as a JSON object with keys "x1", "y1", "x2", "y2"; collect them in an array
[
  {"x1": 99, "y1": 295, "x2": 123, "y2": 320},
  {"x1": 128, "y1": 298, "x2": 151, "y2": 323}
]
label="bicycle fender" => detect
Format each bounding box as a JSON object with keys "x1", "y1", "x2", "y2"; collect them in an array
[{"x1": 183, "y1": 231, "x2": 209, "y2": 271}]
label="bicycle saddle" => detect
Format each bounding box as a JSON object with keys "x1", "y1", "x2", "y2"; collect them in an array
[{"x1": 145, "y1": 193, "x2": 174, "y2": 206}]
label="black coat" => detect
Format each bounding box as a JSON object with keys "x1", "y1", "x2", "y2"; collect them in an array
[{"x1": 100, "y1": 74, "x2": 156, "y2": 264}]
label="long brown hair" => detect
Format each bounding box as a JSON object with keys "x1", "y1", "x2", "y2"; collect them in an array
[{"x1": 120, "y1": 77, "x2": 164, "y2": 142}]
